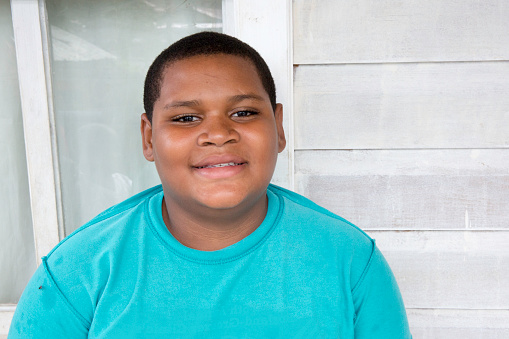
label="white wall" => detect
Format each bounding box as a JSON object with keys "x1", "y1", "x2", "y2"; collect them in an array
[{"x1": 293, "y1": 0, "x2": 509, "y2": 337}]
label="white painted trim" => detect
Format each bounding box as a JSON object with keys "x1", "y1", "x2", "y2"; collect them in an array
[
  {"x1": 10, "y1": 0, "x2": 60, "y2": 263},
  {"x1": 222, "y1": 0, "x2": 294, "y2": 189},
  {"x1": 286, "y1": 1, "x2": 294, "y2": 190},
  {"x1": 0, "y1": 308, "x2": 15, "y2": 336},
  {"x1": 221, "y1": 0, "x2": 237, "y2": 37},
  {"x1": 38, "y1": 0, "x2": 64, "y2": 241},
  {"x1": 0, "y1": 306, "x2": 15, "y2": 313}
]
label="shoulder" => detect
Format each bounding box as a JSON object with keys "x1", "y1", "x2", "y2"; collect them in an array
[
  {"x1": 269, "y1": 184, "x2": 373, "y2": 244},
  {"x1": 41, "y1": 185, "x2": 163, "y2": 320},
  {"x1": 47, "y1": 185, "x2": 162, "y2": 259},
  {"x1": 268, "y1": 184, "x2": 375, "y2": 286}
]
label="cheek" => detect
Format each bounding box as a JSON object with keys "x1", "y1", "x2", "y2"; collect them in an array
[
  {"x1": 245, "y1": 125, "x2": 279, "y2": 161},
  {"x1": 152, "y1": 132, "x2": 188, "y2": 166},
  {"x1": 263, "y1": 123, "x2": 280, "y2": 150}
]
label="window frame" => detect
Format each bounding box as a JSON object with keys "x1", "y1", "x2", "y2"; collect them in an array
[{"x1": 1, "y1": 0, "x2": 61, "y2": 332}]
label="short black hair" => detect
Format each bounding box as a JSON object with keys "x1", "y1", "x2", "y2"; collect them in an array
[{"x1": 143, "y1": 31, "x2": 276, "y2": 122}]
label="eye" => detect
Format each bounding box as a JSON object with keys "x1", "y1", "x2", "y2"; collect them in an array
[
  {"x1": 232, "y1": 110, "x2": 258, "y2": 118},
  {"x1": 172, "y1": 115, "x2": 199, "y2": 123}
]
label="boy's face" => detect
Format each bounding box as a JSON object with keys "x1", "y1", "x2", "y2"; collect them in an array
[{"x1": 141, "y1": 54, "x2": 285, "y2": 214}]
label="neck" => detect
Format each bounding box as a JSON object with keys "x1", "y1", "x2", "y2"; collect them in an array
[{"x1": 161, "y1": 195, "x2": 268, "y2": 251}]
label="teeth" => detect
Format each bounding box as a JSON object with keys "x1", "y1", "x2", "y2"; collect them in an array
[{"x1": 200, "y1": 162, "x2": 241, "y2": 169}]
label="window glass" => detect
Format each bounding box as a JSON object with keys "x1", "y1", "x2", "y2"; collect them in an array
[
  {"x1": 46, "y1": 0, "x2": 222, "y2": 234},
  {"x1": 0, "y1": 0, "x2": 37, "y2": 303}
]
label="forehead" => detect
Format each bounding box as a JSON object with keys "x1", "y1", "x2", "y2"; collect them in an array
[
  {"x1": 158, "y1": 54, "x2": 268, "y2": 101},
  {"x1": 164, "y1": 53, "x2": 257, "y2": 76}
]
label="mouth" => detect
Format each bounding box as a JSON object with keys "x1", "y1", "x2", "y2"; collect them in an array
[
  {"x1": 193, "y1": 154, "x2": 247, "y2": 169},
  {"x1": 192, "y1": 156, "x2": 247, "y2": 179},
  {"x1": 195, "y1": 162, "x2": 245, "y2": 169}
]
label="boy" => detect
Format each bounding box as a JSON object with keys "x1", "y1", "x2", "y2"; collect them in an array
[{"x1": 9, "y1": 32, "x2": 411, "y2": 338}]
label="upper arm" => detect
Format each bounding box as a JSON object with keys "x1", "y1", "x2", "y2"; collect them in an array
[
  {"x1": 352, "y1": 244, "x2": 412, "y2": 339},
  {"x1": 8, "y1": 261, "x2": 89, "y2": 339}
]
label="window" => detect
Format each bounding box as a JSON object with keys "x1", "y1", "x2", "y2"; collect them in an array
[
  {"x1": 46, "y1": 0, "x2": 222, "y2": 233},
  {"x1": 1, "y1": 0, "x2": 222, "y2": 313},
  {"x1": 0, "y1": 0, "x2": 36, "y2": 305}
]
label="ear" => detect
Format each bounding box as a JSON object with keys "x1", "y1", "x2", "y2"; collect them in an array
[
  {"x1": 141, "y1": 113, "x2": 155, "y2": 161},
  {"x1": 274, "y1": 103, "x2": 286, "y2": 153}
]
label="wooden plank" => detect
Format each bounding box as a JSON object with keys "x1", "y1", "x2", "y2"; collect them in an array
[
  {"x1": 293, "y1": 0, "x2": 509, "y2": 64},
  {"x1": 295, "y1": 150, "x2": 509, "y2": 230},
  {"x1": 11, "y1": 0, "x2": 60, "y2": 261},
  {"x1": 224, "y1": 0, "x2": 294, "y2": 189},
  {"x1": 294, "y1": 62, "x2": 509, "y2": 150},
  {"x1": 0, "y1": 307, "x2": 15, "y2": 337},
  {"x1": 407, "y1": 309, "x2": 509, "y2": 339},
  {"x1": 367, "y1": 231, "x2": 509, "y2": 310}
]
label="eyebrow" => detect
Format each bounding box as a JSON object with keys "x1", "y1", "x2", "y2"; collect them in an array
[
  {"x1": 163, "y1": 94, "x2": 265, "y2": 111},
  {"x1": 228, "y1": 94, "x2": 265, "y2": 104},
  {"x1": 163, "y1": 100, "x2": 200, "y2": 110}
]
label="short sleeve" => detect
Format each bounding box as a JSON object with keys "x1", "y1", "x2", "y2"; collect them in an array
[
  {"x1": 8, "y1": 259, "x2": 89, "y2": 339},
  {"x1": 352, "y1": 244, "x2": 412, "y2": 339}
]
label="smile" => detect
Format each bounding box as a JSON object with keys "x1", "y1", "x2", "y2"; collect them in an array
[{"x1": 196, "y1": 162, "x2": 244, "y2": 169}]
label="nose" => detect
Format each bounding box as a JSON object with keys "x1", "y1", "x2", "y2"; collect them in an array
[{"x1": 197, "y1": 115, "x2": 240, "y2": 146}]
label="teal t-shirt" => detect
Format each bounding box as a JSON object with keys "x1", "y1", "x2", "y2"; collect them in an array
[{"x1": 9, "y1": 184, "x2": 411, "y2": 338}]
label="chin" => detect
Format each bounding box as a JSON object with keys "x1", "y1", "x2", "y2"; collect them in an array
[
  {"x1": 196, "y1": 187, "x2": 265, "y2": 211},
  {"x1": 197, "y1": 195, "x2": 249, "y2": 210}
]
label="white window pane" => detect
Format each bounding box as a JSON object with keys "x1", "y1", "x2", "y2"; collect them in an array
[
  {"x1": 46, "y1": 0, "x2": 222, "y2": 235},
  {"x1": 0, "y1": 0, "x2": 37, "y2": 304}
]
